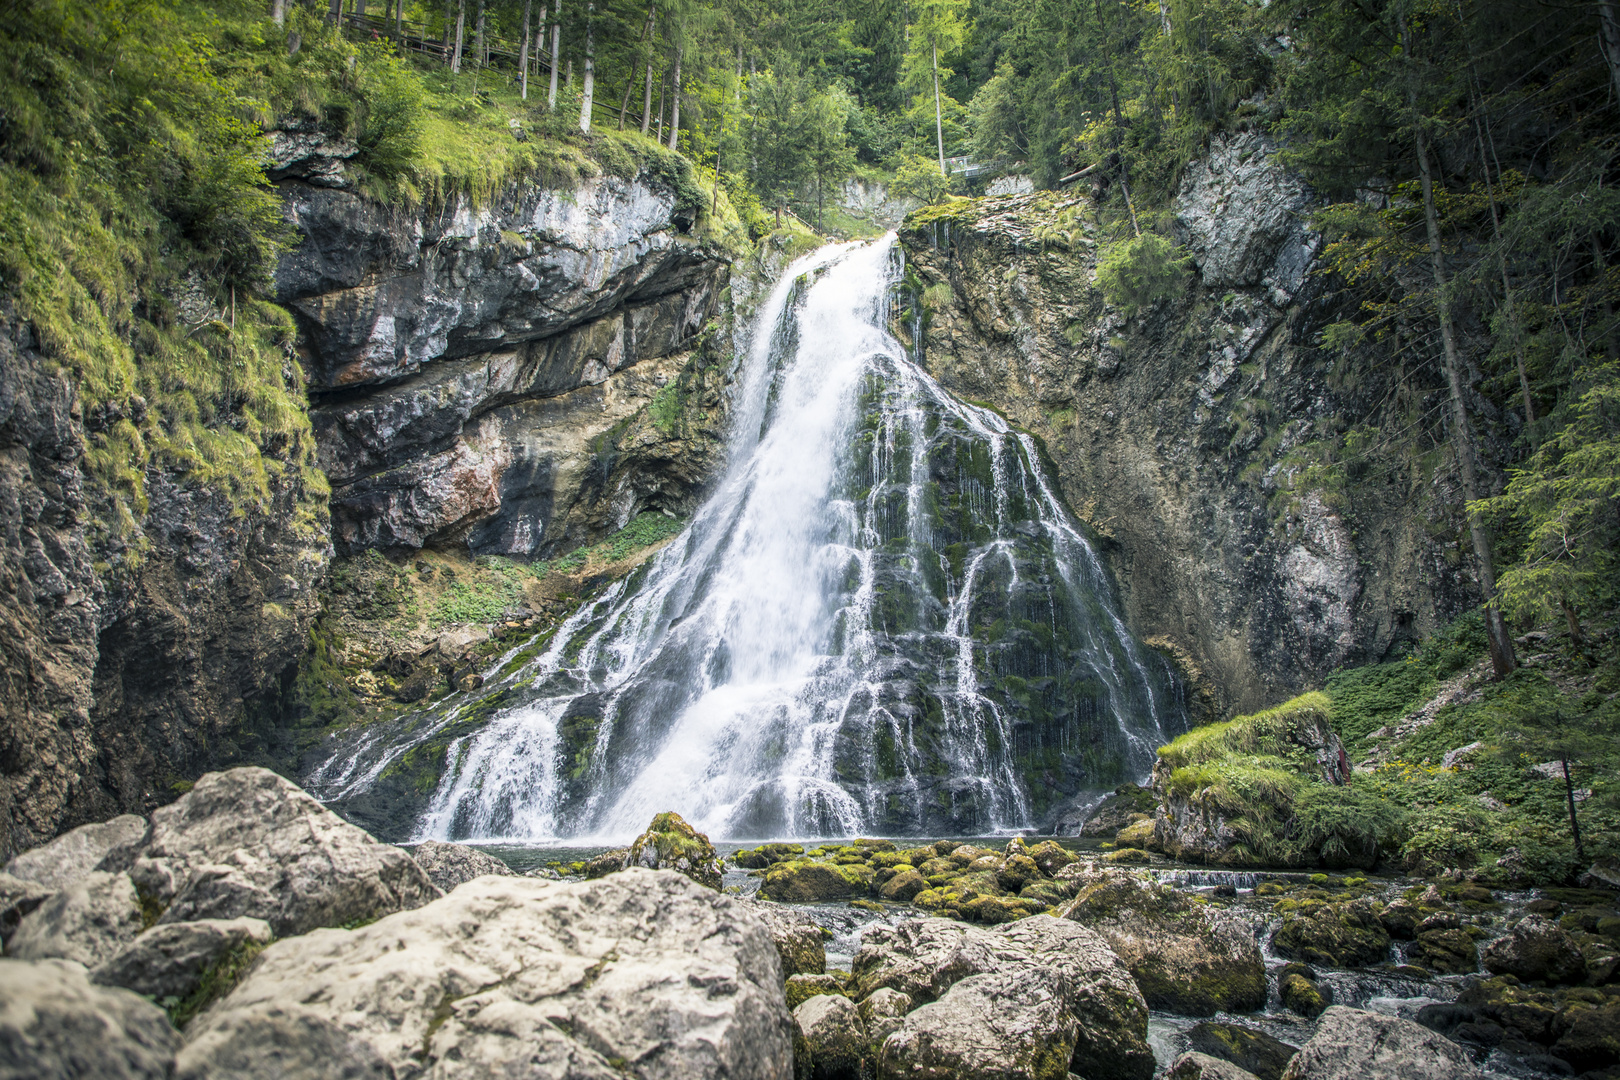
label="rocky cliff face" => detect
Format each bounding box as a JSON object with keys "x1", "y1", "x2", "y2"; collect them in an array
[
  {"x1": 281, "y1": 171, "x2": 731, "y2": 559},
  {"x1": 899, "y1": 132, "x2": 1485, "y2": 715}
]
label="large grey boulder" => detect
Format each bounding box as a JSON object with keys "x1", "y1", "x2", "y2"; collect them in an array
[
  {"x1": 853, "y1": 916, "x2": 1152, "y2": 1080},
  {"x1": 91, "y1": 917, "x2": 273, "y2": 1001},
  {"x1": 1280, "y1": 1006, "x2": 1482, "y2": 1080},
  {"x1": 858, "y1": 987, "x2": 911, "y2": 1048},
  {"x1": 0, "y1": 872, "x2": 52, "y2": 946},
  {"x1": 175, "y1": 869, "x2": 793, "y2": 1080},
  {"x1": 129, "y1": 767, "x2": 440, "y2": 937},
  {"x1": 406, "y1": 840, "x2": 513, "y2": 893},
  {"x1": 0, "y1": 957, "x2": 180, "y2": 1080},
  {"x1": 8, "y1": 871, "x2": 143, "y2": 968},
  {"x1": 793, "y1": 993, "x2": 866, "y2": 1080},
  {"x1": 2, "y1": 815, "x2": 147, "y2": 892},
  {"x1": 1481, "y1": 914, "x2": 1586, "y2": 985},
  {"x1": 878, "y1": 964, "x2": 1076, "y2": 1080},
  {"x1": 1173, "y1": 131, "x2": 1319, "y2": 302}
]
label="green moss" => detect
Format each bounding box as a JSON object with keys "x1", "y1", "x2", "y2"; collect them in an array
[{"x1": 167, "y1": 937, "x2": 269, "y2": 1029}]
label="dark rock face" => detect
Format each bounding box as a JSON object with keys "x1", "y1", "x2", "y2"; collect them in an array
[
  {"x1": 407, "y1": 840, "x2": 514, "y2": 893},
  {"x1": 899, "y1": 141, "x2": 1488, "y2": 714},
  {"x1": 1185, "y1": 1021, "x2": 1296, "y2": 1080},
  {"x1": 278, "y1": 172, "x2": 731, "y2": 560}
]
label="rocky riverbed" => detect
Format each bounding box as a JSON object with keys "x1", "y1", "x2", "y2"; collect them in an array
[{"x1": 2, "y1": 767, "x2": 1615, "y2": 1079}]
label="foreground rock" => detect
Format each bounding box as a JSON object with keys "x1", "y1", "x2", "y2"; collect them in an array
[
  {"x1": 129, "y1": 767, "x2": 440, "y2": 936},
  {"x1": 1481, "y1": 914, "x2": 1585, "y2": 984},
  {"x1": 176, "y1": 869, "x2": 792, "y2": 1080},
  {"x1": 407, "y1": 840, "x2": 514, "y2": 893},
  {"x1": 0, "y1": 957, "x2": 180, "y2": 1080},
  {"x1": 2, "y1": 814, "x2": 147, "y2": 891},
  {"x1": 1169, "y1": 1053, "x2": 1263, "y2": 1080},
  {"x1": 1280, "y1": 1006, "x2": 1481, "y2": 1080},
  {"x1": 739, "y1": 898, "x2": 828, "y2": 978},
  {"x1": 1185, "y1": 1022, "x2": 1296, "y2": 1080},
  {"x1": 1058, "y1": 866, "x2": 1265, "y2": 1015},
  {"x1": 91, "y1": 917, "x2": 273, "y2": 1001},
  {"x1": 794, "y1": 993, "x2": 866, "y2": 1080},
  {"x1": 0, "y1": 871, "x2": 52, "y2": 946},
  {"x1": 854, "y1": 916, "x2": 1153, "y2": 1080},
  {"x1": 1272, "y1": 898, "x2": 1391, "y2": 968},
  {"x1": 7, "y1": 870, "x2": 143, "y2": 968}
]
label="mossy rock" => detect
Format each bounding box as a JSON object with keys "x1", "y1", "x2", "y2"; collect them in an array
[
  {"x1": 583, "y1": 848, "x2": 629, "y2": 879},
  {"x1": 1279, "y1": 972, "x2": 1331, "y2": 1017},
  {"x1": 1104, "y1": 848, "x2": 1154, "y2": 865},
  {"x1": 1272, "y1": 899, "x2": 1392, "y2": 969},
  {"x1": 879, "y1": 870, "x2": 927, "y2": 902},
  {"x1": 995, "y1": 855, "x2": 1041, "y2": 893},
  {"x1": 1115, "y1": 818, "x2": 1156, "y2": 850},
  {"x1": 1185, "y1": 1021, "x2": 1297, "y2": 1080},
  {"x1": 959, "y1": 895, "x2": 1031, "y2": 924},
  {"x1": 733, "y1": 842, "x2": 805, "y2": 869},
  {"x1": 1410, "y1": 927, "x2": 1480, "y2": 975},
  {"x1": 785, "y1": 973, "x2": 849, "y2": 1011},
  {"x1": 1026, "y1": 840, "x2": 1075, "y2": 876},
  {"x1": 762, "y1": 861, "x2": 858, "y2": 902},
  {"x1": 626, "y1": 811, "x2": 723, "y2": 890},
  {"x1": 1019, "y1": 881, "x2": 1074, "y2": 908}
]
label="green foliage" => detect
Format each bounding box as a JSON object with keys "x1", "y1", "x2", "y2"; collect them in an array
[
  {"x1": 166, "y1": 937, "x2": 268, "y2": 1029},
  {"x1": 1158, "y1": 692, "x2": 1333, "y2": 770},
  {"x1": 1093, "y1": 233, "x2": 1192, "y2": 317}
]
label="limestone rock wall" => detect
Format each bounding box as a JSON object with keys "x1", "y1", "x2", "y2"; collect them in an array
[{"x1": 898, "y1": 133, "x2": 1485, "y2": 715}]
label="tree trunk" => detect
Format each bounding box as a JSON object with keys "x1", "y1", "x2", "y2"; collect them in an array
[
  {"x1": 667, "y1": 46, "x2": 682, "y2": 151},
  {"x1": 327, "y1": 0, "x2": 341, "y2": 27},
  {"x1": 452, "y1": 0, "x2": 465, "y2": 72},
  {"x1": 272, "y1": 0, "x2": 285, "y2": 26},
  {"x1": 548, "y1": 0, "x2": 561, "y2": 108},
  {"x1": 442, "y1": 0, "x2": 452, "y2": 50},
  {"x1": 641, "y1": 50, "x2": 655, "y2": 134},
  {"x1": 932, "y1": 39, "x2": 947, "y2": 178},
  {"x1": 1414, "y1": 121, "x2": 1517, "y2": 680},
  {"x1": 520, "y1": 0, "x2": 532, "y2": 99},
  {"x1": 1601, "y1": 0, "x2": 1620, "y2": 105},
  {"x1": 656, "y1": 65, "x2": 666, "y2": 140},
  {"x1": 579, "y1": 1, "x2": 594, "y2": 133},
  {"x1": 474, "y1": 0, "x2": 486, "y2": 66},
  {"x1": 1562, "y1": 757, "x2": 1587, "y2": 864},
  {"x1": 618, "y1": 5, "x2": 654, "y2": 130},
  {"x1": 394, "y1": 0, "x2": 402, "y2": 46}
]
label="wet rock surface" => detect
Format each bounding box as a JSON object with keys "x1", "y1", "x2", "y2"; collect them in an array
[
  {"x1": 1184, "y1": 1021, "x2": 1296, "y2": 1080},
  {"x1": 407, "y1": 839, "x2": 515, "y2": 893},
  {"x1": 1280, "y1": 1005, "x2": 1483, "y2": 1080}
]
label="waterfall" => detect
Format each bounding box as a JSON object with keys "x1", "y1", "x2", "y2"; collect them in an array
[{"x1": 310, "y1": 235, "x2": 1183, "y2": 842}]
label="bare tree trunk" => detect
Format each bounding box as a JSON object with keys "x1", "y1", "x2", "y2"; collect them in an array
[
  {"x1": 394, "y1": 0, "x2": 403, "y2": 45},
  {"x1": 1601, "y1": 0, "x2": 1620, "y2": 105},
  {"x1": 579, "y1": 1, "x2": 594, "y2": 132},
  {"x1": 641, "y1": 50, "x2": 655, "y2": 134},
  {"x1": 548, "y1": 0, "x2": 561, "y2": 108},
  {"x1": 618, "y1": 5, "x2": 654, "y2": 130},
  {"x1": 442, "y1": 0, "x2": 453, "y2": 51},
  {"x1": 932, "y1": 39, "x2": 947, "y2": 178},
  {"x1": 272, "y1": 0, "x2": 285, "y2": 26},
  {"x1": 667, "y1": 46, "x2": 682, "y2": 151},
  {"x1": 474, "y1": 0, "x2": 486, "y2": 66},
  {"x1": 327, "y1": 0, "x2": 341, "y2": 27},
  {"x1": 1562, "y1": 757, "x2": 1587, "y2": 864},
  {"x1": 656, "y1": 66, "x2": 665, "y2": 140},
  {"x1": 452, "y1": 0, "x2": 465, "y2": 72},
  {"x1": 1414, "y1": 121, "x2": 1517, "y2": 680},
  {"x1": 520, "y1": 0, "x2": 532, "y2": 99}
]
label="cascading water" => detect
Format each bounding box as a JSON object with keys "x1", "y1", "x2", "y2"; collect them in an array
[{"x1": 309, "y1": 235, "x2": 1184, "y2": 842}]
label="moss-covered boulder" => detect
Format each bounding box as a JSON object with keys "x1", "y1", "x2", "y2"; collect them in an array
[
  {"x1": 1482, "y1": 914, "x2": 1586, "y2": 985},
  {"x1": 1409, "y1": 928, "x2": 1479, "y2": 975},
  {"x1": 1272, "y1": 898, "x2": 1391, "y2": 969},
  {"x1": 1057, "y1": 867, "x2": 1265, "y2": 1016},
  {"x1": 1280, "y1": 971, "x2": 1331, "y2": 1017},
  {"x1": 879, "y1": 870, "x2": 927, "y2": 902},
  {"x1": 1185, "y1": 1021, "x2": 1297, "y2": 1080},
  {"x1": 1115, "y1": 818, "x2": 1156, "y2": 850},
  {"x1": 786, "y1": 972, "x2": 849, "y2": 1011},
  {"x1": 793, "y1": 992, "x2": 866, "y2": 1080},
  {"x1": 626, "y1": 811, "x2": 723, "y2": 891},
  {"x1": 733, "y1": 842, "x2": 806, "y2": 870},
  {"x1": 764, "y1": 861, "x2": 862, "y2": 903},
  {"x1": 1026, "y1": 841, "x2": 1075, "y2": 876}
]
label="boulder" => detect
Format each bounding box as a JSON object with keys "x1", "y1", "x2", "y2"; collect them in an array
[
  {"x1": 0, "y1": 872, "x2": 52, "y2": 946},
  {"x1": 1482, "y1": 914, "x2": 1586, "y2": 985},
  {"x1": 1025, "y1": 841, "x2": 1074, "y2": 876},
  {"x1": 1185, "y1": 1022, "x2": 1296, "y2": 1080},
  {"x1": 1551, "y1": 999, "x2": 1620, "y2": 1073},
  {"x1": 8, "y1": 871, "x2": 143, "y2": 968},
  {"x1": 1272, "y1": 899, "x2": 1391, "y2": 968},
  {"x1": 1280, "y1": 1006, "x2": 1482, "y2": 1080},
  {"x1": 738, "y1": 899, "x2": 827, "y2": 978},
  {"x1": 793, "y1": 993, "x2": 866, "y2": 1080},
  {"x1": 128, "y1": 767, "x2": 440, "y2": 937},
  {"x1": 787, "y1": 974, "x2": 848, "y2": 1011},
  {"x1": 176, "y1": 869, "x2": 792, "y2": 1080},
  {"x1": 763, "y1": 862, "x2": 859, "y2": 903},
  {"x1": 878, "y1": 870, "x2": 926, "y2": 902},
  {"x1": 2, "y1": 815, "x2": 147, "y2": 892},
  {"x1": 0, "y1": 957, "x2": 180, "y2": 1080},
  {"x1": 1168, "y1": 1052, "x2": 1263, "y2": 1080},
  {"x1": 995, "y1": 855, "x2": 1040, "y2": 893},
  {"x1": 853, "y1": 916, "x2": 1153, "y2": 1080},
  {"x1": 1410, "y1": 928, "x2": 1479, "y2": 975},
  {"x1": 583, "y1": 848, "x2": 630, "y2": 877},
  {"x1": 858, "y1": 987, "x2": 911, "y2": 1048},
  {"x1": 1279, "y1": 972, "x2": 1331, "y2": 1018},
  {"x1": 878, "y1": 965, "x2": 1076, "y2": 1080},
  {"x1": 625, "y1": 811, "x2": 723, "y2": 891},
  {"x1": 408, "y1": 840, "x2": 514, "y2": 893},
  {"x1": 1057, "y1": 866, "x2": 1265, "y2": 1015},
  {"x1": 1378, "y1": 899, "x2": 1421, "y2": 940},
  {"x1": 1115, "y1": 818, "x2": 1155, "y2": 849},
  {"x1": 91, "y1": 917, "x2": 273, "y2": 1001},
  {"x1": 734, "y1": 843, "x2": 807, "y2": 870}
]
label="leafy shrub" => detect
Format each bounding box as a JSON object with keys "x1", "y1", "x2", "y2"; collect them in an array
[
  {"x1": 1093, "y1": 232, "x2": 1192, "y2": 315},
  {"x1": 355, "y1": 45, "x2": 425, "y2": 181},
  {"x1": 892, "y1": 153, "x2": 951, "y2": 205}
]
